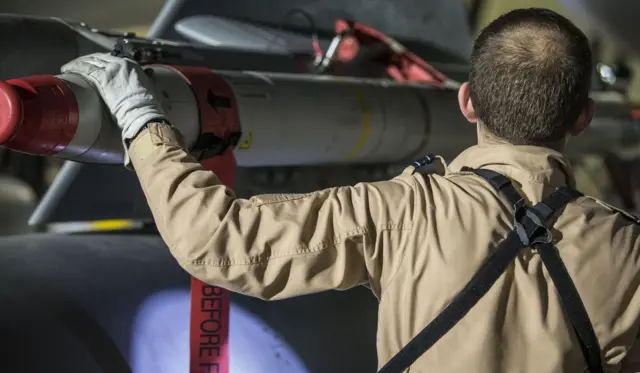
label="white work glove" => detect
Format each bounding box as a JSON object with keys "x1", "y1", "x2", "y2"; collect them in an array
[{"x1": 61, "y1": 53, "x2": 168, "y2": 166}]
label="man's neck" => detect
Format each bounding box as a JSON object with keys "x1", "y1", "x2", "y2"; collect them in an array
[{"x1": 477, "y1": 128, "x2": 566, "y2": 152}]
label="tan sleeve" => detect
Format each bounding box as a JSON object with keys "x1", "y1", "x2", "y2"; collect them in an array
[{"x1": 128, "y1": 123, "x2": 417, "y2": 300}]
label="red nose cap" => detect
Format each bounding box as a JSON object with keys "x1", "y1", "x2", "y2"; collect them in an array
[
  {"x1": 1, "y1": 75, "x2": 79, "y2": 156},
  {"x1": 0, "y1": 81, "x2": 21, "y2": 144}
]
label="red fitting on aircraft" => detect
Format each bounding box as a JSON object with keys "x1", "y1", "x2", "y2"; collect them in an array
[
  {"x1": 0, "y1": 75, "x2": 79, "y2": 155},
  {"x1": 330, "y1": 19, "x2": 449, "y2": 87}
]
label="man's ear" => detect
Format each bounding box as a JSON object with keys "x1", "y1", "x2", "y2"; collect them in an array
[
  {"x1": 569, "y1": 98, "x2": 594, "y2": 136},
  {"x1": 458, "y1": 82, "x2": 477, "y2": 123}
]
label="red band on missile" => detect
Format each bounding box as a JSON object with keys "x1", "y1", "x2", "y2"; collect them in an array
[
  {"x1": 1, "y1": 75, "x2": 78, "y2": 155},
  {"x1": 157, "y1": 65, "x2": 241, "y2": 148}
]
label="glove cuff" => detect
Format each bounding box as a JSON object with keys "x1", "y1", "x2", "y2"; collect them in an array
[
  {"x1": 121, "y1": 111, "x2": 168, "y2": 169},
  {"x1": 121, "y1": 111, "x2": 169, "y2": 141},
  {"x1": 124, "y1": 118, "x2": 172, "y2": 149}
]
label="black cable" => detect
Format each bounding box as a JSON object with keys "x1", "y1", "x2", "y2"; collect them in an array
[{"x1": 266, "y1": 8, "x2": 322, "y2": 56}]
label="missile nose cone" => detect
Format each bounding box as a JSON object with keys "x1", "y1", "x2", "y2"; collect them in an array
[
  {"x1": 1, "y1": 75, "x2": 79, "y2": 156},
  {"x1": 0, "y1": 81, "x2": 21, "y2": 144}
]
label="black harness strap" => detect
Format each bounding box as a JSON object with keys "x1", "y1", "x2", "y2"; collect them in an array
[
  {"x1": 377, "y1": 169, "x2": 603, "y2": 373},
  {"x1": 476, "y1": 170, "x2": 603, "y2": 372}
]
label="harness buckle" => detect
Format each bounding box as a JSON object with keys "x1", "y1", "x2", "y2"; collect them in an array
[
  {"x1": 411, "y1": 154, "x2": 436, "y2": 169},
  {"x1": 513, "y1": 202, "x2": 554, "y2": 246}
]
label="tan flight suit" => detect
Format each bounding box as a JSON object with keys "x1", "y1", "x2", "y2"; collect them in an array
[{"x1": 129, "y1": 122, "x2": 640, "y2": 373}]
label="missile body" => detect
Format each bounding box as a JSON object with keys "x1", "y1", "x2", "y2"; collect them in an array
[
  {"x1": 0, "y1": 67, "x2": 473, "y2": 166},
  {"x1": 3, "y1": 67, "x2": 640, "y2": 168}
]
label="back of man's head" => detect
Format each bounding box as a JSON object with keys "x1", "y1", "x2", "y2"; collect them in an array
[{"x1": 469, "y1": 8, "x2": 593, "y2": 146}]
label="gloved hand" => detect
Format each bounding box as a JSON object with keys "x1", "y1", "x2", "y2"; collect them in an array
[{"x1": 61, "y1": 53, "x2": 168, "y2": 166}]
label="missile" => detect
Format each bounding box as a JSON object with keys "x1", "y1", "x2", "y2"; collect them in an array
[
  {"x1": 0, "y1": 65, "x2": 474, "y2": 166},
  {"x1": 3, "y1": 65, "x2": 640, "y2": 168}
]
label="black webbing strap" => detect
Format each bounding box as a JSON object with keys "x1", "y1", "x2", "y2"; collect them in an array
[
  {"x1": 476, "y1": 170, "x2": 603, "y2": 372},
  {"x1": 537, "y1": 242, "x2": 603, "y2": 372},
  {"x1": 377, "y1": 169, "x2": 603, "y2": 373}
]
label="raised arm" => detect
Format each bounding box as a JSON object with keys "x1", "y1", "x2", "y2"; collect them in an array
[{"x1": 127, "y1": 122, "x2": 418, "y2": 300}]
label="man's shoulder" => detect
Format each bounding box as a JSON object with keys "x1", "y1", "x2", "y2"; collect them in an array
[
  {"x1": 573, "y1": 195, "x2": 640, "y2": 226},
  {"x1": 424, "y1": 168, "x2": 640, "y2": 227}
]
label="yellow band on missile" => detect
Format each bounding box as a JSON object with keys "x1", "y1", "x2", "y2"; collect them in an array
[{"x1": 345, "y1": 87, "x2": 371, "y2": 160}]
